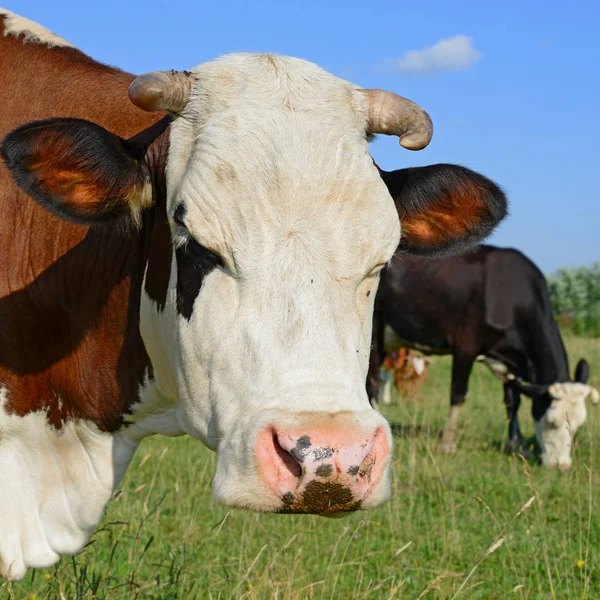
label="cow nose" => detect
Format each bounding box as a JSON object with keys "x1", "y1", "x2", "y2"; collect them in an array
[{"x1": 255, "y1": 422, "x2": 389, "y2": 514}]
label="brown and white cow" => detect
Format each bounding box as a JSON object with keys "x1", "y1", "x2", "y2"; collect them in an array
[
  {"x1": 379, "y1": 348, "x2": 431, "y2": 404},
  {"x1": 0, "y1": 10, "x2": 507, "y2": 579}
]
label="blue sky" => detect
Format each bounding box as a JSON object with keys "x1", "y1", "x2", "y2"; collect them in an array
[{"x1": 10, "y1": 0, "x2": 600, "y2": 272}]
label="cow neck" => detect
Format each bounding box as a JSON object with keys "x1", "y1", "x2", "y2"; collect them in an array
[
  {"x1": 0, "y1": 179, "x2": 163, "y2": 433},
  {"x1": 491, "y1": 321, "x2": 570, "y2": 389},
  {"x1": 0, "y1": 138, "x2": 173, "y2": 433},
  {"x1": 525, "y1": 318, "x2": 570, "y2": 385},
  {"x1": 0, "y1": 26, "x2": 173, "y2": 432}
]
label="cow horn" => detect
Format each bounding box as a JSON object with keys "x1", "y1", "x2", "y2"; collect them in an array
[
  {"x1": 360, "y1": 89, "x2": 433, "y2": 150},
  {"x1": 128, "y1": 71, "x2": 195, "y2": 114}
]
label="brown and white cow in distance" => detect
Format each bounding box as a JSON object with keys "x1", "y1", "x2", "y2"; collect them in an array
[
  {"x1": 0, "y1": 9, "x2": 507, "y2": 579},
  {"x1": 379, "y1": 348, "x2": 431, "y2": 404}
]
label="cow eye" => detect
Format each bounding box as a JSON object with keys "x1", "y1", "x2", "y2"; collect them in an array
[{"x1": 183, "y1": 236, "x2": 224, "y2": 267}]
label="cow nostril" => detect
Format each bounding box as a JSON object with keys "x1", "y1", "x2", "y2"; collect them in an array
[{"x1": 272, "y1": 433, "x2": 303, "y2": 478}]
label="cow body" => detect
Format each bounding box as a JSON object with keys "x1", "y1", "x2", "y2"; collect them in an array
[
  {"x1": 0, "y1": 10, "x2": 507, "y2": 579},
  {"x1": 368, "y1": 245, "x2": 598, "y2": 467}
]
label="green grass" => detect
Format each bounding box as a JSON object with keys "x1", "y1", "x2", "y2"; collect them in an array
[{"x1": 4, "y1": 335, "x2": 600, "y2": 599}]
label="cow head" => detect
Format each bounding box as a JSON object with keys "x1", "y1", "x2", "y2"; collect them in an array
[
  {"x1": 510, "y1": 359, "x2": 598, "y2": 470},
  {"x1": 2, "y1": 54, "x2": 506, "y2": 514},
  {"x1": 535, "y1": 382, "x2": 598, "y2": 470}
]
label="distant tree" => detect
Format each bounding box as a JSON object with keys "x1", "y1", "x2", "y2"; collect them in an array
[{"x1": 547, "y1": 262, "x2": 600, "y2": 337}]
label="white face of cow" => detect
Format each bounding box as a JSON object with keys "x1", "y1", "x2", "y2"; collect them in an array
[
  {"x1": 534, "y1": 382, "x2": 596, "y2": 470},
  {"x1": 139, "y1": 55, "x2": 399, "y2": 512}
]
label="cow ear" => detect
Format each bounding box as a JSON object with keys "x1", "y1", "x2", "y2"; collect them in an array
[
  {"x1": 380, "y1": 164, "x2": 507, "y2": 256},
  {"x1": 1, "y1": 118, "x2": 154, "y2": 224},
  {"x1": 574, "y1": 359, "x2": 590, "y2": 384}
]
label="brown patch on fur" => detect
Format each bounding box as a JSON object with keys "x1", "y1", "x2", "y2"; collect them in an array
[
  {"x1": 401, "y1": 179, "x2": 488, "y2": 247},
  {"x1": 380, "y1": 164, "x2": 506, "y2": 255},
  {"x1": 0, "y1": 224, "x2": 152, "y2": 431},
  {"x1": 0, "y1": 17, "x2": 169, "y2": 430}
]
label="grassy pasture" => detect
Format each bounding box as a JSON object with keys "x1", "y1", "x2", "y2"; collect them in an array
[{"x1": 4, "y1": 335, "x2": 600, "y2": 600}]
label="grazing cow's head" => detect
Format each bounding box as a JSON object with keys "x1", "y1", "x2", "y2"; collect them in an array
[
  {"x1": 2, "y1": 54, "x2": 506, "y2": 514},
  {"x1": 535, "y1": 382, "x2": 599, "y2": 470}
]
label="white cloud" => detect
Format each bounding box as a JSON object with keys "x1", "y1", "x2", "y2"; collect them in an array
[{"x1": 388, "y1": 35, "x2": 481, "y2": 74}]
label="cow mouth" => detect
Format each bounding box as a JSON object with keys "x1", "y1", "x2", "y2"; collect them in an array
[{"x1": 278, "y1": 481, "x2": 362, "y2": 514}]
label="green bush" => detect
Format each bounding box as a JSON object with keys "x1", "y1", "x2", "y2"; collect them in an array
[{"x1": 547, "y1": 262, "x2": 600, "y2": 337}]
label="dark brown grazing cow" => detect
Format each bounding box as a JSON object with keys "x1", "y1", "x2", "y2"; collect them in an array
[
  {"x1": 367, "y1": 245, "x2": 598, "y2": 469},
  {"x1": 0, "y1": 10, "x2": 507, "y2": 580}
]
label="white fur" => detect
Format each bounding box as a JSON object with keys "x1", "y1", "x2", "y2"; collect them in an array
[
  {"x1": 477, "y1": 355, "x2": 511, "y2": 381},
  {"x1": 412, "y1": 356, "x2": 426, "y2": 376},
  {"x1": 0, "y1": 8, "x2": 73, "y2": 47},
  {"x1": 535, "y1": 382, "x2": 593, "y2": 469},
  {"x1": 0, "y1": 388, "x2": 137, "y2": 580}
]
